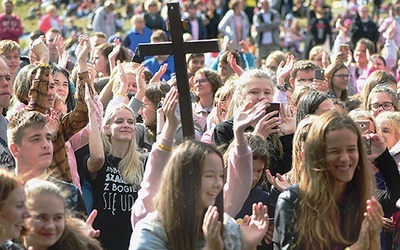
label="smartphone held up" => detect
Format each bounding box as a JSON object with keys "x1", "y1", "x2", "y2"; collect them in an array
[{"x1": 266, "y1": 103, "x2": 280, "y2": 131}]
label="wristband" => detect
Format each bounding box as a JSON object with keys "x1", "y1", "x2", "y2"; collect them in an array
[
  {"x1": 158, "y1": 143, "x2": 173, "y2": 152},
  {"x1": 277, "y1": 82, "x2": 290, "y2": 92}
]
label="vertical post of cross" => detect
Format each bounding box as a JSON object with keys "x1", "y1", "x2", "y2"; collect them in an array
[{"x1": 167, "y1": 2, "x2": 195, "y2": 139}]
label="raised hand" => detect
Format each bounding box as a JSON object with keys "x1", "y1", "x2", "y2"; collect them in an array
[
  {"x1": 46, "y1": 108, "x2": 60, "y2": 137},
  {"x1": 162, "y1": 86, "x2": 179, "y2": 129},
  {"x1": 265, "y1": 169, "x2": 290, "y2": 192},
  {"x1": 366, "y1": 133, "x2": 386, "y2": 161},
  {"x1": 83, "y1": 209, "x2": 101, "y2": 238},
  {"x1": 136, "y1": 64, "x2": 146, "y2": 90},
  {"x1": 53, "y1": 34, "x2": 65, "y2": 60},
  {"x1": 240, "y1": 202, "x2": 269, "y2": 248},
  {"x1": 150, "y1": 63, "x2": 168, "y2": 84},
  {"x1": 30, "y1": 36, "x2": 49, "y2": 64},
  {"x1": 85, "y1": 83, "x2": 96, "y2": 112},
  {"x1": 202, "y1": 206, "x2": 223, "y2": 250},
  {"x1": 58, "y1": 51, "x2": 69, "y2": 69},
  {"x1": 112, "y1": 61, "x2": 128, "y2": 97},
  {"x1": 228, "y1": 52, "x2": 244, "y2": 76},
  {"x1": 365, "y1": 196, "x2": 383, "y2": 250},
  {"x1": 276, "y1": 54, "x2": 295, "y2": 87},
  {"x1": 239, "y1": 39, "x2": 250, "y2": 54},
  {"x1": 108, "y1": 39, "x2": 122, "y2": 72},
  {"x1": 75, "y1": 34, "x2": 91, "y2": 63},
  {"x1": 364, "y1": 196, "x2": 384, "y2": 235},
  {"x1": 87, "y1": 63, "x2": 97, "y2": 87},
  {"x1": 252, "y1": 109, "x2": 280, "y2": 139},
  {"x1": 278, "y1": 103, "x2": 296, "y2": 135},
  {"x1": 234, "y1": 100, "x2": 268, "y2": 134}
]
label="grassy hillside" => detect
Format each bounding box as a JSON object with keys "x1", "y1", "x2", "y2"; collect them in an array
[{"x1": 1, "y1": 0, "x2": 391, "y2": 51}]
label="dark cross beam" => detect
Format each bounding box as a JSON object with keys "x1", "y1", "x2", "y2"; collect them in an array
[{"x1": 137, "y1": 2, "x2": 220, "y2": 139}]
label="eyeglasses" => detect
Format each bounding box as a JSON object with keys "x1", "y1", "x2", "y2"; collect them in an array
[
  {"x1": 140, "y1": 103, "x2": 153, "y2": 110},
  {"x1": 333, "y1": 74, "x2": 350, "y2": 79},
  {"x1": 369, "y1": 102, "x2": 394, "y2": 111},
  {"x1": 194, "y1": 78, "x2": 208, "y2": 84}
]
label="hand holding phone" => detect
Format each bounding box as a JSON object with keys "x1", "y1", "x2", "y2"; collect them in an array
[
  {"x1": 355, "y1": 120, "x2": 371, "y2": 155},
  {"x1": 337, "y1": 44, "x2": 349, "y2": 63},
  {"x1": 265, "y1": 103, "x2": 280, "y2": 130}
]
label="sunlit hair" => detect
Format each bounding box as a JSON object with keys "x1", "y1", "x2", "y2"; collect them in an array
[
  {"x1": 194, "y1": 68, "x2": 223, "y2": 97},
  {"x1": 223, "y1": 132, "x2": 270, "y2": 185},
  {"x1": 0, "y1": 39, "x2": 20, "y2": 54},
  {"x1": 325, "y1": 61, "x2": 349, "y2": 101},
  {"x1": 366, "y1": 85, "x2": 399, "y2": 112},
  {"x1": 295, "y1": 91, "x2": 330, "y2": 125},
  {"x1": 130, "y1": 14, "x2": 144, "y2": 28},
  {"x1": 225, "y1": 69, "x2": 276, "y2": 119},
  {"x1": 7, "y1": 110, "x2": 47, "y2": 146},
  {"x1": 290, "y1": 84, "x2": 316, "y2": 107},
  {"x1": 25, "y1": 179, "x2": 66, "y2": 211},
  {"x1": 308, "y1": 46, "x2": 325, "y2": 62},
  {"x1": 290, "y1": 60, "x2": 318, "y2": 79},
  {"x1": 91, "y1": 43, "x2": 131, "y2": 76},
  {"x1": 361, "y1": 71, "x2": 397, "y2": 110},
  {"x1": 356, "y1": 38, "x2": 375, "y2": 54},
  {"x1": 0, "y1": 169, "x2": 23, "y2": 239},
  {"x1": 101, "y1": 105, "x2": 142, "y2": 187},
  {"x1": 375, "y1": 111, "x2": 400, "y2": 146},
  {"x1": 295, "y1": 110, "x2": 373, "y2": 249},
  {"x1": 265, "y1": 51, "x2": 286, "y2": 70},
  {"x1": 154, "y1": 140, "x2": 224, "y2": 250},
  {"x1": 285, "y1": 115, "x2": 317, "y2": 185},
  {"x1": 13, "y1": 64, "x2": 37, "y2": 105},
  {"x1": 348, "y1": 109, "x2": 377, "y2": 133},
  {"x1": 229, "y1": 0, "x2": 242, "y2": 9},
  {"x1": 24, "y1": 179, "x2": 102, "y2": 250}
]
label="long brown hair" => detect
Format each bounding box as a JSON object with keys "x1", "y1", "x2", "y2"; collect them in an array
[
  {"x1": 294, "y1": 110, "x2": 373, "y2": 249},
  {"x1": 153, "y1": 140, "x2": 224, "y2": 249},
  {"x1": 0, "y1": 169, "x2": 24, "y2": 240},
  {"x1": 325, "y1": 61, "x2": 349, "y2": 101}
]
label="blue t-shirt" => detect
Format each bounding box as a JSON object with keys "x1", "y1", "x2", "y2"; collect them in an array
[
  {"x1": 123, "y1": 27, "x2": 153, "y2": 53},
  {"x1": 144, "y1": 55, "x2": 175, "y2": 81}
]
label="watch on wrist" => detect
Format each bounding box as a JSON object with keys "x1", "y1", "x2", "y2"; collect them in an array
[{"x1": 277, "y1": 82, "x2": 290, "y2": 92}]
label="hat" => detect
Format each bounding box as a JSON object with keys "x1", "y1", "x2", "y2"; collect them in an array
[{"x1": 2, "y1": 0, "x2": 14, "y2": 4}]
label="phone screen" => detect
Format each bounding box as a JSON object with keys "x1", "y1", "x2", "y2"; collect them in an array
[
  {"x1": 339, "y1": 44, "x2": 349, "y2": 54},
  {"x1": 265, "y1": 103, "x2": 280, "y2": 130},
  {"x1": 314, "y1": 69, "x2": 325, "y2": 81},
  {"x1": 355, "y1": 120, "x2": 371, "y2": 155}
]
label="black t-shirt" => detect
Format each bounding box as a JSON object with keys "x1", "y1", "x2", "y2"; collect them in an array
[{"x1": 89, "y1": 155, "x2": 139, "y2": 250}]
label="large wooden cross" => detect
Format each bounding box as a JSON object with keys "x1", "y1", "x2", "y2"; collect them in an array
[{"x1": 137, "y1": 2, "x2": 220, "y2": 139}]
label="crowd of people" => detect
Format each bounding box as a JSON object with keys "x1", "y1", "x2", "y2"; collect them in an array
[{"x1": 0, "y1": 0, "x2": 400, "y2": 249}]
